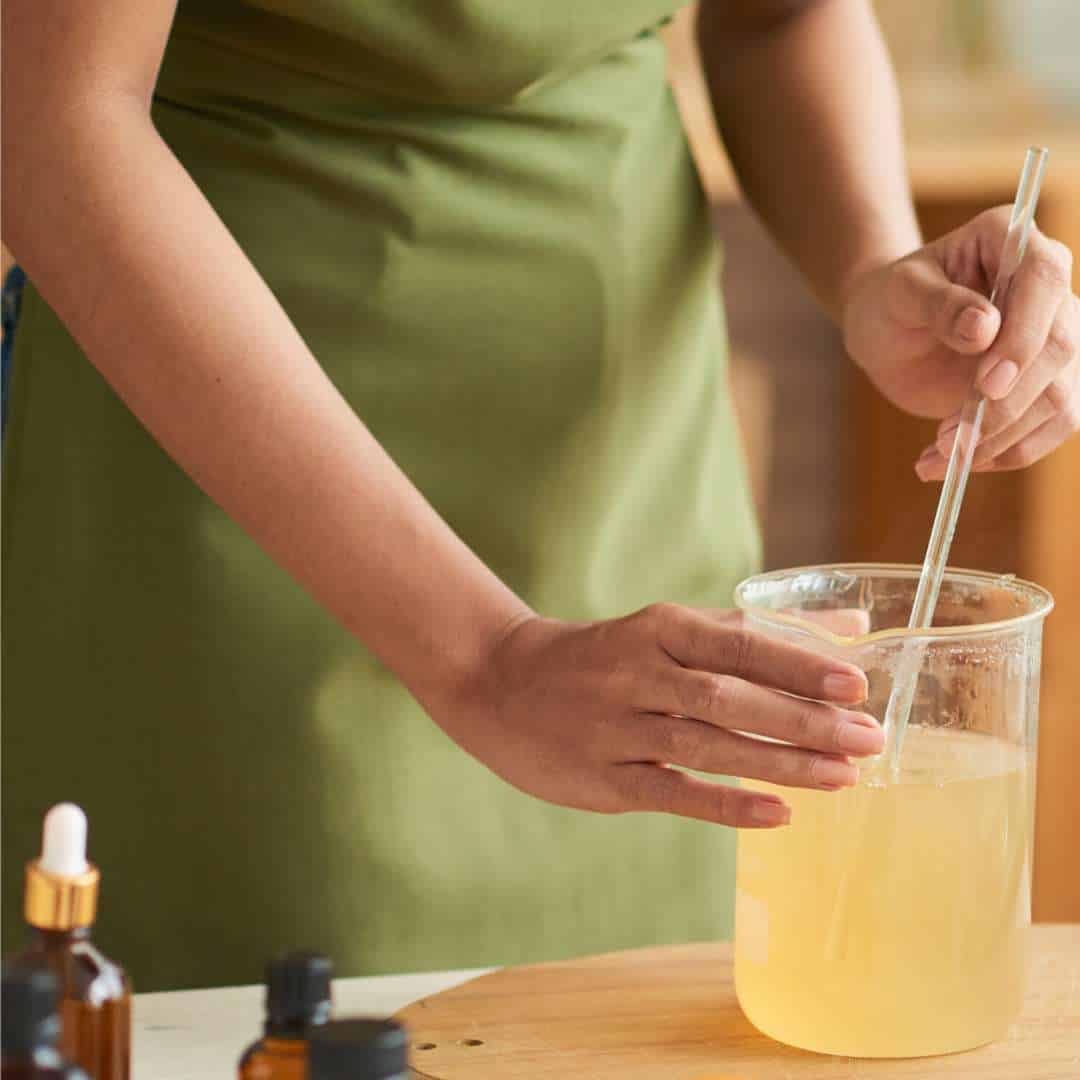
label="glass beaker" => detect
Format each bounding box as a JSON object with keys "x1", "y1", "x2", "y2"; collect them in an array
[{"x1": 732, "y1": 563, "x2": 1053, "y2": 1059}]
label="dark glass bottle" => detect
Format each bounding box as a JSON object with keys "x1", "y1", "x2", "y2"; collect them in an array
[
  {"x1": 308, "y1": 1020, "x2": 409, "y2": 1080},
  {"x1": 238, "y1": 951, "x2": 333, "y2": 1080},
  {"x1": 1, "y1": 963, "x2": 89, "y2": 1080},
  {"x1": 8, "y1": 805, "x2": 130, "y2": 1080}
]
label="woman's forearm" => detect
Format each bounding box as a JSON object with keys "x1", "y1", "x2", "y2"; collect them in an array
[
  {"x1": 697, "y1": 0, "x2": 922, "y2": 320},
  {"x1": 3, "y1": 103, "x2": 529, "y2": 712}
]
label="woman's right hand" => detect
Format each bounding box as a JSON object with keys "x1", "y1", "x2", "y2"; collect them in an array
[{"x1": 440, "y1": 604, "x2": 882, "y2": 829}]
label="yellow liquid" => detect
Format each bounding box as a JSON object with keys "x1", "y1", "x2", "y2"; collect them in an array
[{"x1": 735, "y1": 728, "x2": 1032, "y2": 1058}]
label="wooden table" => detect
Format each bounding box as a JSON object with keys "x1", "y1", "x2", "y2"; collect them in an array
[
  {"x1": 134, "y1": 967, "x2": 489, "y2": 1080},
  {"x1": 136, "y1": 927, "x2": 1078, "y2": 1079}
]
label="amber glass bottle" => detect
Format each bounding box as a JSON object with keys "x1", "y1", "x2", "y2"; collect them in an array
[
  {"x1": 1, "y1": 964, "x2": 89, "y2": 1080},
  {"x1": 9, "y1": 805, "x2": 130, "y2": 1080},
  {"x1": 238, "y1": 951, "x2": 333, "y2": 1080}
]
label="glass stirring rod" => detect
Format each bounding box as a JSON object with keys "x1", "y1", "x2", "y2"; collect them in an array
[{"x1": 882, "y1": 146, "x2": 1049, "y2": 774}]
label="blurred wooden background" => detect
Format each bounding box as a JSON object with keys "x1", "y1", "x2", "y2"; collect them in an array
[{"x1": 664, "y1": 1, "x2": 1080, "y2": 920}]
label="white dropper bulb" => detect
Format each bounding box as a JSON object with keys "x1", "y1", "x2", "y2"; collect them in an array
[{"x1": 39, "y1": 803, "x2": 90, "y2": 877}]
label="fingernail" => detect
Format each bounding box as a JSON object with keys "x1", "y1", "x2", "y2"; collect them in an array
[
  {"x1": 979, "y1": 359, "x2": 1019, "y2": 398},
  {"x1": 822, "y1": 672, "x2": 867, "y2": 702},
  {"x1": 917, "y1": 444, "x2": 940, "y2": 464},
  {"x1": 940, "y1": 415, "x2": 960, "y2": 437},
  {"x1": 750, "y1": 798, "x2": 791, "y2": 826},
  {"x1": 814, "y1": 758, "x2": 859, "y2": 788},
  {"x1": 836, "y1": 721, "x2": 886, "y2": 755},
  {"x1": 955, "y1": 306, "x2": 988, "y2": 342}
]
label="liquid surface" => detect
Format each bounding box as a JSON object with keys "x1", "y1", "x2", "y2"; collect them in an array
[{"x1": 735, "y1": 728, "x2": 1033, "y2": 1058}]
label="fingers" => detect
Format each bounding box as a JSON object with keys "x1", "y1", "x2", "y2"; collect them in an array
[
  {"x1": 977, "y1": 304, "x2": 1074, "y2": 437},
  {"x1": 917, "y1": 295, "x2": 1079, "y2": 480},
  {"x1": 969, "y1": 391, "x2": 1056, "y2": 466},
  {"x1": 919, "y1": 390, "x2": 1079, "y2": 478},
  {"x1": 920, "y1": 293, "x2": 1080, "y2": 483},
  {"x1": 975, "y1": 232, "x2": 1073, "y2": 399},
  {"x1": 614, "y1": 764, "x2": 791, "y2": 828},
  {"x1": 973, "y1": 403, "x2": 1080, "y2": 472},
  {"x1": 624, "y1": 712, "x2": 861, "y2": 791},
  {"x1": 642, "y1": 604, "x2": 868, "y2": 705},
  {"x1": 644, "y1": 668, "x2": 883, "y2": 757},
  {"x1": 888, "y1": 254, "x2": 1001, "y2": 354}
]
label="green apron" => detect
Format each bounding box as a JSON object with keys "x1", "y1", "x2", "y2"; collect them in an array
[{"x1": 2, "y1": 1, "x2": 760, "y2": 990}]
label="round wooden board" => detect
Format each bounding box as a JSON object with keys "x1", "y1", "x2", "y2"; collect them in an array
[{"x1": 396, "y1": 926, "x2": 1080, "y2": 1079}]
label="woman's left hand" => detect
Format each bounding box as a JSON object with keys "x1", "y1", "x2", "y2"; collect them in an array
[{"x1": 841, "y1": 207, "x2": 1079, "y2": 480}]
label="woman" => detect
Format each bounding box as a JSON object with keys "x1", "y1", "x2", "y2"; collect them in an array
[{"x1": 3, "y1": 1, "x2": 1077, "y2": 991}]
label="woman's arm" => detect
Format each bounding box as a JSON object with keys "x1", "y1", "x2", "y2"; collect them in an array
[
  {"x1": 3, "y1": 0, "x2": 884, "y2": 829},
  {"x1": 698, "y1": 0, "x2": 1079, "y2": 474},
  {"x1": 697, "y1": 0, "x2": 920, "y2": 320},
  {"x1": 2, "y1": 0, "x2": 530, "y2": 713}
]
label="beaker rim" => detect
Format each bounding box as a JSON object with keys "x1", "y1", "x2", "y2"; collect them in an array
[{"x1": 734, "y1": 562, "x2": 1054, "y2": 646}]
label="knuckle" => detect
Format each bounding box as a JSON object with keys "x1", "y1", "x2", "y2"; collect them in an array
[
  {"x1": 935, "y1": 286, "x2": 966, "y2": 327},
  {"x1": 988, "y1": 396, "x2": 1022, "y2": 429},
  {"x1": 1009, "y1": 324, "x2": 1046, "y2": 359},
  {"x1": 977, "y1": 408, "x2": 1006, "y2": 439},
  {"x1": 723, "y1": 627, "x2": 756, "y2": 678},
  {"x1": 681, "y1": 673, "x2": 725, "y2": 719},
  {"x1": 770, "y1": 748, "x2": 805, "y2": 785},
  {"x1": 808, "y1": 754, "x2": 841, "y2": 784},
  {"x1": 1011, "y1": 440, "x2": 1041, "y2": 469},
  {"x1": 650, "y1": 720, "x2": 688, "y2": 765},
  {"x1": 1045, "y1": 373, "x2": 1074, "y2": 412},
  {"x1": 1062, "y1": 394, "x2": 1080, "y2": 434},
  {"x1": 1031, "y1": 250, "x2": 1071, "y2": 291},
  {"x1": 972, "y1": 436, "x2": 1001, "y2": 466},
  {"x1": 701, "y1": 781, "x2": 734, "y2": 825},
  {"x1": 789, "y1": 705, "x2": 817, "y2": 745},
  {"x1": 1045, "y1": 322, "x2": 1077, "y2": 369},
  {"x1": 718, "y1": 731, "x2": 758, "y2": 778},
  {"x1": 711, "y1": 673, "x2": 740, "y2": 709},
  {"x1": 714, "y1": 785, "x2": 741, "y2": 826},
  {"x1": 638, "y1": 601, "x2": 677, "y2": 625},
  {"x1": 824, "y1": 712, "x2": 849, "y2": 751},
  {"x1": 1050, "y1": 238, "x2": 1074, "y2": 276},
  {"x1": 616, "y1": 765, "x2": 659, "y2": 810}
]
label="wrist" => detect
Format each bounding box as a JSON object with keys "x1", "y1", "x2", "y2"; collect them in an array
[
  {"x1": 406, "y1": 597, "x2": 537, "y2": 725},
  {"x1": 836, "y1": 239, "x2": 923, "y2": 370},
  {"x1": 836, "y1": 248, "x2": 904, "y2": 325},
  {"x1": 833, "y1": 213, "x2": 922, "y2": 325}
]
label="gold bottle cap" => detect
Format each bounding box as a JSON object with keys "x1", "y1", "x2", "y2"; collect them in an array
[
  {"x1": 24, "y1": 860, "x2": 100, "y2": 930},
  {"x1": 24, "y1": 805, "x2": 100, "y2": 931}
]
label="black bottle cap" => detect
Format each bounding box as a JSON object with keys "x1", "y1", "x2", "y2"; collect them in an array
[
  {"x1": 308, "y1": 1019, "x2": 408, "y2": 1080},
  {"x1": 264, "y1": 950, "x2": 333, "y2": 1035},
  {"x1": 2, "y1": 962, "x2": 61, "y2": 1056}
]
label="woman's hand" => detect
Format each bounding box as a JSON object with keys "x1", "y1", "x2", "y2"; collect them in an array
[
  {"x1": 842, "y1": 207, "x2": 1079, "y2": 479},
  {"x1": 439, "y1": 604, "x2": 882, "y2": 829}
]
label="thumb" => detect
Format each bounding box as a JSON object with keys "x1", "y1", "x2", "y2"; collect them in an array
[{"x1": 889, "y1": 256, "x2": 1001, "y2": 354}]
